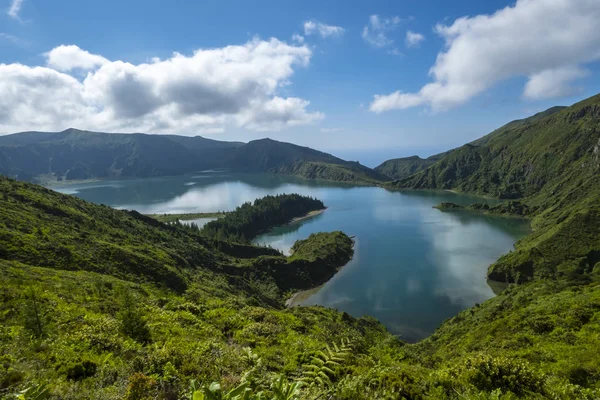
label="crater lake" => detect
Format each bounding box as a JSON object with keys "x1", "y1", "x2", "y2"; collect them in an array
[{"x1": 53, "y1": 172, "x2": 529, "y2": 342}]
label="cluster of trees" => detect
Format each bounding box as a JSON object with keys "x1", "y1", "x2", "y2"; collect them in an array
[{"x1": 202, "y1": 194, "x2": 325, "y2": 243}]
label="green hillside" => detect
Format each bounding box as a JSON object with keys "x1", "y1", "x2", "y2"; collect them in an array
[
  {"x1": 1, "y1": 176, "x2": 599, "y2": 399},
  {"x1": 374, "y1": 154, "x2": 444, "y2": 180},
  {"x1": 0, "y1": 130, "x2": 384, "y2": 185},
  {"x1": 387, "y1": 95, "x2": 600, "y2": 284}
]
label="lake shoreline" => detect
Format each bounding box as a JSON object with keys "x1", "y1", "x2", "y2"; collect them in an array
[
  {"x1": 58, "y1": 174, "x2": 528, "y2": 340},
  {"x1": 285, "y1": 235, "x2": 355, "y2": 308},
  {"x1": 147, "y1": 212, "x2": 227, "y2": 223},
  {"x1": 288, "y1": 208, "x2": 326, "y2": 225}
]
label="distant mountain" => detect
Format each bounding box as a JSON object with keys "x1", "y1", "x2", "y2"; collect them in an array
[
  {"x1": 228, "y1": 138, "x2": 387, "y2": 183},
  {"x1": 374, "y1": 153, "x2": 447, "y2": 180},
  {"x1": 0, "y1": 129, "x2": 385, "y2": 184}
]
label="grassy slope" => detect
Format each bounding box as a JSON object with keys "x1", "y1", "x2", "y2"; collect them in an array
[{"x1": 0, "y1": 178, "x2": 599, "y2": 398}]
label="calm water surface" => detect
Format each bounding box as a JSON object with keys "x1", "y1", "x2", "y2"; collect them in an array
[{"x1": 53, "y1": 172, "x2": 529, "y2": 342}]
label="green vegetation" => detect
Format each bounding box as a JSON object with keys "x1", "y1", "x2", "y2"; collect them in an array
[
  {"x1": 2, "y1": 93, "x2": 600, "y2": 399},
  {"x1": 147, "y1": 212, "x2": 227, "y2": 224},
  {"x1": 202, "y1": 194, "x2": 325, "y2": 243},
  {"x1": 274, "y1": 160, "x2": 386, "y2": 184},
  {"x1": 375, "y1": 154, "x2": 446, "y2": 180},
  {"x1": 433, "y1": 200, "x2": 530, "y2": 217},
  {"x1": 433, "y1": 202, "x2": 466, "y2": 210},
  {"x1": 1, "y1": 171, "x2": 598, "y2": 399},
  {"x1": 0, "y1": 130, "x2": 384, "y2": 185},
  {"x1": 388, "y1": 94, "x2": 600, "y2": 285}
]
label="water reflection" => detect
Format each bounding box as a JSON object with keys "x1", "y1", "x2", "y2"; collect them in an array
[{"x1": 52, "y1": 174, "x2": 529, "y2": 342}]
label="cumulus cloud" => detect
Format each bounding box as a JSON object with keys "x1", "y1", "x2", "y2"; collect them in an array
[
  {"x1": 405, "y1": 31, "x2": 425, "y2": 48},
  {"x1": 303, "y1": 20, "x2": 345, "y2": 38},
  {"x1": 45, "y1": 45, "x2": 109, "y2": 71},
  {"x1": 7, "y1": 0, "x2": 23, "y2": 20},
  {"x1": 292, "y1": 34, "x2": 305, "y2": 44},
  {"x1": 0, "y1": 38, "x2": 324, "y2": 134},
  {"x1": 523, "y1": 66, "x2": 589, "y2": 100},
  {"x1": 362, "y1": 15, "x2": 401, "y2": 52},
  {"x1": 370, "y1": 0, "x2": 600, "y2": 113}
]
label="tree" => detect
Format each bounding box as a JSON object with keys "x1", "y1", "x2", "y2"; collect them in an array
[{"x1": 117, "y1": 287, "x2": 151, "y2": 344}]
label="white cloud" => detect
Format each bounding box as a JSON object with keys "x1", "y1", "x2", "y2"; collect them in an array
[
  {"x1": 45, "y1": 45, "x2": 109, "y2": 71},
  {"x1": 303, "y1": 20, "x2": 345, "y2": 38},
  {"x1": 292, "y1": 34, "x2": 305, "y2": 44},
  {"x1": 405, "y1": 31, "x2": 425, "y2": 48},
  {"x1": 0, "y1": 38, "x2": 323, "y2": 134},
  {"x1": 523, "y1": 66, "x2": 589, "y2": 100},
  {"x1": 362, "y1": 15, "x2": 401, "y2": 51},
  {"x1": 7, "y1": 0, "x2": 23, "y2": 20},
  {"x1": 370, "y1": 0, "x2": 600, "y2": 113}
]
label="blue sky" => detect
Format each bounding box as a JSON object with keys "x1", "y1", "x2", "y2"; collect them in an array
[{"x1": 2, "y1": 0, "x2": 600, "y2": 166}]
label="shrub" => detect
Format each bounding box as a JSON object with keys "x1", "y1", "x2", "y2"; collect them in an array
[
  {"x1": 57, "y1": 359, "x2": 98, "y2": 381},
  {"x1": 118, "y1": 288, "x2": 151, "y2": 344},
  {"x1": 457, "y1": 354, "x2": 544, "y2": 396},
  {"x1": 22, "y1": 288, "x2": 47, "y2": 338},
  {"x1": 124, "y1": 373, "x2": 157, "y2": 400}
]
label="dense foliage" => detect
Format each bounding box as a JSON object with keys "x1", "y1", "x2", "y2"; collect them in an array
[
  {"x1": 201, "y1": 194, "x2": 325, "y2": 243},
  {"x1": 0, "y1": 130, "x2": 383, "y2": 185}
]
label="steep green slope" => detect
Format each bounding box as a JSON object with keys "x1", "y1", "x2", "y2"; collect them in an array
[
  {"x1": 0, "y1": 130, "x2": 384, "y2": 185},
  {"x1": 469, "y1": 106, "x2": 567, "y2": 147},
  {"x1": 388, "y1": 102, "x2": 592, "y2": 199},
  {"x1": 413, "y1": 278, "x2": 600, "y2": 398},
  {"x1": 0, "y1": 176, "x2": 352, "y2": 297},
  {"x1": 386, "y1": 95, "x2": 600, "y2": 283},
  {"x1": 375, "y1": 155, "x2": 439, "y2": 180}
]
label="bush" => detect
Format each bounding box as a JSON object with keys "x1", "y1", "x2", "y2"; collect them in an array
[
  {"x1": 57, "y1": 359, "x2": 98, "y2": 381},
  {"x1": 22, "y1": 288, "x2": 47, "y2": 338},
  {"x1": 124, "y1": 373, "x2": 157, "y2": 400},
  {"x1": 456, "y1": 354, "x2": 544, "y2": 396}
]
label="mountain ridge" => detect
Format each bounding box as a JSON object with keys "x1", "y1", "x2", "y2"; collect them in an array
[{"x1": 0, "y1": 129, "x2": 385, "y2": 184}]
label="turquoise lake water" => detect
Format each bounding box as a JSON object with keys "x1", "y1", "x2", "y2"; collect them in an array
[{"x1": 53, "y1": 172, "x2": 529, "y2": 342}]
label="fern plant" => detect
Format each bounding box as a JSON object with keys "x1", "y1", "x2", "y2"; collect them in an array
[
  {"x1": 188, "y1": 375, "x2": 301, "y2": 400},
  {"x1": 300, "y1": 339, "x2": 352, "y2": 387},
  {"x1": 15, "y1": 383, "x2": 50, "y2": 400},
  {"x1": 271, "y1": 376, "x2": 302, "y2": 400}
]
